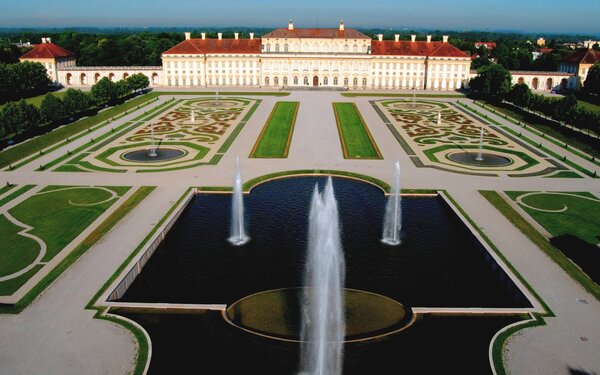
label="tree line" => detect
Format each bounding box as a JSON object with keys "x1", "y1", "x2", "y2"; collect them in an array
[
  {"x1": 0, "y1": 73, "x2": 149, "y2": 142},
  {"x1": 470, "y1": 63, "x2": 600, "y2": 136}
]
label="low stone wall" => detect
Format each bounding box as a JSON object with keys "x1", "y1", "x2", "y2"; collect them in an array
[{"x1": 106, "y1": 189, "x2": 194, "y2": 301}]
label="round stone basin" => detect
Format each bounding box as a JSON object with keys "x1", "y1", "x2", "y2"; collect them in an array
[
  {"x1": 224, "y1": 287, "x2": 413, "y2": 342},
  {"x1": 123, "y1": 148, "x2": 185, "y2": 162},
  {"x1": 448, "y1": 152, "x2": 511, "y2": 167}
]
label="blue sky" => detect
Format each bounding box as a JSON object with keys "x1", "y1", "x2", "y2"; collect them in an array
[{"x1": 1, "y1": 0, "x2": 598, "y2": 35}]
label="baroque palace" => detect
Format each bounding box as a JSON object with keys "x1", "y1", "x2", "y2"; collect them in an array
[{"x1": 20, "y1": 21, "x2": 582, "y2": 91}]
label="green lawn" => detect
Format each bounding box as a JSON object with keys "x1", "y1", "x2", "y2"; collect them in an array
[
  {"x1": 506, "y1": 191, "x2": 600, "y2": 244},
  {"x1": 0, "y1": 92, "x2": 67, "y2": 109},
  {"x1": 250, "y1": 101, "x2": 299, "y2": 158},
  {"x1": 481, "y1": 190, "x2": 600, "y2": 301},
  {"x1": 0, "y1": 186, "x2": 129, "y2": 295},
  {"x1": 0, "y1": 215, "x2": 40, "y2": 278},
  {"x1": 333, "y1": 102, "x2": 382, "y2": 159}
]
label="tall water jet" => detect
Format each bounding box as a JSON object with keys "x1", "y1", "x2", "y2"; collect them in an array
[
  {"x1": 382, "y1": 161, "x2": 402, "y2": 245},
  {"x1": 300, "y1": 177, "x2": 345, "y2": 375},
  {"x1": 476, "y1": 126, "x2": 485, "y2": 161},
  {"x1": 148, "y1": 122, "x2": 157, "y2": 157},
  {"x1": 216, "y1": 90, "x2": 220, "y2": 106},
  {"x1": 228, "y1": 157, "x2": 249, "y2": 245},
  {"x1": 191, "y1": 111, "x2": 195, "y2": 123},
  {"x1": 437, "y1": 111, "x2": 442, "y2": 126}
]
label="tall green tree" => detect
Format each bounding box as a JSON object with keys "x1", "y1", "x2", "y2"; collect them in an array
[
  {"x1": 583, "y1": 62, "x2": 600, "y2": 96},
  {"x1": 91, "y1": 77, "x2": 118, "y2": 106},
  {"x1": 508, "y1": 83, "x2": 532, "y2": 108},
  {"x1": 553, "y1": 94, "x2": 578, "y2": 122},
  {"x1": 127, "y1": 73, "x2": 150, "y2": 93},
  {"x1": 63, "y1": 88, "x2": 91, "y2": 117},
  {"x1": 40, "y1": 93, "x2": 67, "y2": 123},
  {"x1": 11, "y1": 61, "x2": 50, "y2": 97},
  {"x1": 0, "y1": 100, "x2": 39, "y2": 135},
  {"x1": 469, "y1": 63, "x2": 513, "y2": 102}
]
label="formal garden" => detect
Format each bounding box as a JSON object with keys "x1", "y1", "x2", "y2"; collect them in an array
[
  {"x1": 46, "y1": 97, "x2": 260, "y2": 172},
  {"x1": 372, "y1": 99, "x2": 561, "y2": 176}
]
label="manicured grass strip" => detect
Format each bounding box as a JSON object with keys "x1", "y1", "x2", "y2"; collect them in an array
[
  {"x1": 0, "y1": 185, "x2": 36, "y2": 207},
  {"x1": 333, "y1": 102, "x2": 382, "y2": 159},
  {"x1": 480, "y1": 190, "x2": 600, "y2": 302},
  {"x1": 1, "y1": 93, "x2": 162, "y2": 169},
  {"x1": 250, "y1": 101, "x2": 299, "y2": 158},
  {"x1": 545, "y1": 171, "x2": 582, "y2": 178},
  {"x1": 0, "y1": 186, "x2": 155, "y2": 314},
  {"x1": 342, "y1": 93, "x2": 465, "y2": 98},
  {"x1": 0, "y1": 184, "x2": 16, "y2": 197}
]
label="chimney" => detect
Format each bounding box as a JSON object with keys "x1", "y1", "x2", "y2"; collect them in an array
[
  {"x1": 41, "y1": 37, "x2": 47, "y2": 44},
  {"x1": 184, "y1": 32, "x2": 191, "y2": 40},
  {"x1": 288, "y1": 19, "x2": 294, "y2": 31},
  {"x1": 411, "y1": 34, "x2": 416, "y2": 42},
  {"x1": 201, "y1": 32, "x2": 206, "y2": 40},
  {"x1": 250, "y1": 32, "x2": 254, "y2": 40},
  {"x1": 377, "y1": 34, "x2": 383, "y2": 42},
  {"x1": 218, "y1": 33, "x2": 222, "y2": 40},
  {"x1": 394, "y1": 34, "x2": 399, "y2": 42},
  {"x1": 234, "y1": 32, "x2": 239, "y2": 40},
  {"x1": 443, "y1": 35, "x2": 449, "y2": 43},
  {"x1": 426, "y1": 35, "x2": 432, "y2": 43},
  {"x1": 339, "y1": 20, "x2": 345, "y2": 31}
]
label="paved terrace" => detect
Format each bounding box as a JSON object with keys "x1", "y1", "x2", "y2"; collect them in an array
[{"x1": 0, "y1": 90, "x2": 599, "y2": 375}]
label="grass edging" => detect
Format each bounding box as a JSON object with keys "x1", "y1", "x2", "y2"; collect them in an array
[
  {"x1": 332, "y1": 102, "x2": 382, "y2": 159},
  {"x1": 0, "y1": 186, "x2": 155, "y2": 314}
]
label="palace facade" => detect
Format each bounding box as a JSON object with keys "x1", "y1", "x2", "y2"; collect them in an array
[
  {"x1": 21, "y1": 22, "x2": 473, "y2": 91},
  {"x1": 161, "y1": 21, "x2": 472, "y2": 90}
]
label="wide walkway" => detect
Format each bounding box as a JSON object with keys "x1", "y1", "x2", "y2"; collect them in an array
[{"x1": 0, "y1": 90, "x2": 599, "y2": 375}]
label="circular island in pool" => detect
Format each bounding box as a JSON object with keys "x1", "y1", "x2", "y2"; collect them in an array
[
  {"x1": 123, "y1": 148, "x2": 185, "y2": 162},
  {"x1": 448, "y1": 152, "x2": 511, "y2": 167},
  {"x1": 224, "y1": 287, "x2": 414, "y2": 342}
]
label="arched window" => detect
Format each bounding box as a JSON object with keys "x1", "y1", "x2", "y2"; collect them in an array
[
  {"x1": 517, "y1": 77, "x2": 524, "y2": 85},
  {"x1": 362, "y1": 77, "x2": 367, "y2": 87},
  {"x1": 275, "y1": 44, "x2": 279, "y2": 52},
  {"x1": 108, "y1": 73, "x2": 115, "y2": 81},
  {"x1": 344, "y1": 45, "x2": 348, "y2": 53},
  {"x1": 283, "y1": 77, "x2": 288, "y2": 85},
  {"x1": 284, "y1": 44, "x2": 288, "y2": 52},
  {"x1": 303, "y1": 76, "x2": 309, "y2": 85},
  {"x1": 324, "y1": 77, "x2": 329, "y2": 85},
  {"x1": 344, "y1": 77, "x2": 349, "y2": 86},
  {"x1": 333, "y1": 77, "x2": 338, "y2": 85},
  {"x1": 265, "y1": 77, "x2": 270, "y2": 85},
  {"x1": 546, "y1": 78, "x2": 553, "y2": 90},
  {"x1": 274, "y1": 77, "x2": 279, "y2": 85},
  {"x1": 353, "y1": 77, "x2": 358, "y2": 86},
  {"x1": 294, "y1": 76, "x2": 298, "y2": 85}
]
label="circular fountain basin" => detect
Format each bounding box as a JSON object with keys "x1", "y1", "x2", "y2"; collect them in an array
[
  {"x1": 224, "y1": 287, "x2": 413, "y2": 342},
  {"x1": 448, "y1": 152, "x2": 511, "y2": 167},
  {"x1": 123, "y1": 148, "x2": 185, "y2": 162}
]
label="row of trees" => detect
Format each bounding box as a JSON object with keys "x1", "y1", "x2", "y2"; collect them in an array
[
  {"x1": 470, "y1": 63, "x2": 600, "y2": 135},
  {"x1": 0, "y1": 73, "x2": 149, "y2": 140},
  {"x1": 0, "y1": 61, "x2": 51, "y2": 103}
]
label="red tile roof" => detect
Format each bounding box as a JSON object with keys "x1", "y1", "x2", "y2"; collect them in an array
[
  {"x1": 20, "y1": 42, "x2": 75, "y2": 59},
  {"x1": 262, "y1": 28, "x2": 370, "y2": 39},
  {"x1": 539, "y1": 48, "x2": 554, "y2": 54},
  {"x1": 163, "y1": 38, "x2": 262, "y2": 55},
  {"x1": 371, "y1": 41, "x2": 469, "y2": 58},
  {"x1": 562, "y1": 48, "x2": 600, "y2": 65}
]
